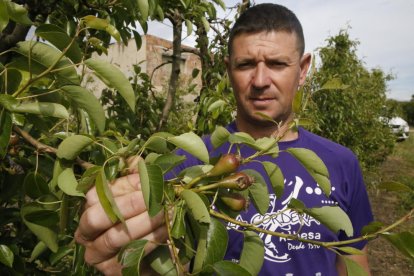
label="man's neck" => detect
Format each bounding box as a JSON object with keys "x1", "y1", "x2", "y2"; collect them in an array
[{"x1": 235, "y1": 117, "x2": 299, "y2": 141}]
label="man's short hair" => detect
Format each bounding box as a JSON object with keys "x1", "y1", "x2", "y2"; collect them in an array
[{"x1": 228, "y1": 3, "x2": 305, "y2": 57}]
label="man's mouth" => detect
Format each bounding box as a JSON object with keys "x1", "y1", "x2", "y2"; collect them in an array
[{"x1": 249, "y1": 97, "x2": 275, "y2": 107}]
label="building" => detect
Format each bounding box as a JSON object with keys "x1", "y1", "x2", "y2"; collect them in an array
[{"x1": 86, "y1": 34, "x2": 202, "y2": 99}]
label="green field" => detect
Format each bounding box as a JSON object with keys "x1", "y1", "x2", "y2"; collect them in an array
[
  {"x1": 370, "y1": 133, "x2": 414, "y2": 209},
  {"x1": 366, "y1": 134, "x2": 414, "y2": 274}
]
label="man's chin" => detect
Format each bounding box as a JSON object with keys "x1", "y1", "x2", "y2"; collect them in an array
[{"x1": 249, "y1": 114, "x2": 281, "y2": 127}]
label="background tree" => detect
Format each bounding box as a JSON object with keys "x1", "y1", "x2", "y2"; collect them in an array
[
  {"x1": 304, "y1": 29, "x2": 396, "y2": 169},
  {"x1": 401, "y1": 95, "x2": 414, "y2": 125}
]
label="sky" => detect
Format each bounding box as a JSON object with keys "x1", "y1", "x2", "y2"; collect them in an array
[{"x1": 145, "y1": 0, "x2": 414, "y2": 101}]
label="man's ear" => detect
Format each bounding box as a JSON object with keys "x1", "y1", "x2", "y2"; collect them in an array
[{"x1": 299, "y1": 53, "x2": 312, "y2": 86}]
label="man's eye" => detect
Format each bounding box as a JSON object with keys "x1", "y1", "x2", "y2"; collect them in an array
[
  {"x1": 268, "y1": 61, "x2": 287, "y2": 68},
  {"x1": 236, "y1": 62, "x2": 254, "y2": 69}
]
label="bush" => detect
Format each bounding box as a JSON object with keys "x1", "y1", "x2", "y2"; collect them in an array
[{"x1": 304, "y1": 30, "x2": 396, "y2": 169}]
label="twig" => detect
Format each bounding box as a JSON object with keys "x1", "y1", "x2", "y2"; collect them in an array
[
  {"x1": 210, "y1": 208, "x2": 414, "y2": 249},
  {"x1": 13, "y1": 125, "x2": 94, "y2": 169}
]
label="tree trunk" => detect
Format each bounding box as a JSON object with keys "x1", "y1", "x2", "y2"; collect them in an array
[
  {"x1": 158, "y1": 13, "x2": 182, "y2": 131},
  {"x1": 193, "y1": 22, "x2": 211, "y2": 130}
]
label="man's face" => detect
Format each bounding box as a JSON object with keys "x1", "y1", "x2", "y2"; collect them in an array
[{"x1": 226, "y1": 31, "x2": 310, "y2": 127}]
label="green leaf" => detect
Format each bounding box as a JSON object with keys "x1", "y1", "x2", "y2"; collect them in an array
[
  {"x1": 342, "y1": 256, "x2": 369, "y2": 276},
  {"x1": 61, "y1": 85, "x2": 106, "y2": 133},
  {"x1": 14, "y1": 41, "x2": 79, "y2": 84},
  {"x1": 377, "y1": 181, "x2": 412, "y2": 192},
  {"x1": 179, "y1": 164, "x2": 213, "y2": 184},
  {"x1": 171, "y1": 200, "x2": 186, "y2": 239},
  {"x1": 253, "y1": 111, "x2": 276, "y2": 123},
  {"x1": 146, "y1": 246, "x2": 178, "y2": 276},
  {"x1": 335, "y1": 246, "x2": 365, "y2": 255},
  {"x1": 49, "y1": 246, "x2": 73, "y2": 266},
  {"x1": 204, "y1": 218, "x2": 228, "y2": 271},
  {"x1": 292, "y1": 85, "x2": 304, "y2": 114},
  {"x1": 58, "y1": 168, "x2": 85, "y2": 197},
  {"x1": 211, "y1": 125, "x2": 230, "y2": 149},
  {"x1": 286, "y1": 148, "x2": 331, "y2": 196},
  {"x1": 177, "y1": 228, "x2": 195, "y2": 264},
  {"x1": 213, "y1": 0, "x2": 226, "y2": 10},
  {"x1": 304, "y1": 206, "x2": 354, "y2": 237},
  {"x1": 49, "y1": 159, "x2": 66, "y2": 191},
  {"x1": 105, "y1": 24, "x2": 121, "y2": 43},
  {"x1": 1, "y1": 68, "x2": 22, "y2": 93},
  {"x1": 153, "y1": 153, "x2": 186, "y2": 174},
  {"x1": 244, "y1": 169, "x2": 269, "y2": 215},
  {"x1": 5, "y1": 1, "x2": 32, "y2": 25},
  {"x1": 201, "y1": 16, "x2": 210, "y2": 32},
  {"x1": 253, "y1": 136, "x2": 278, "y2": 153},
  {"x1": 191, "y1": 68, "x2": 199, "y2": 79},
  {"x1": 207, "y1": 99, "x2": 226, "y2": 113},
  {"x1": 137, "y1": 0, "x2": 149, "y2": 21},
  {"x1": 85, "y1": 58, "x2": 135, "y2": 111},
  {"x1": 132, "y1": 30, "x2": 142, "y2": 49},
  {"x1": 185, "y1": 19, "x2": 193, "y2": 36},
  {"x1": 212, "y1": 260, "x2": 251, "y2": 275},
  {"x1": 0, "y1": 111, "x2": 12, "y2": 158},
  {"x1": 0, "y1": 244, "x2": 14, "y2": 268},
  {"x1": 168, "y1": 132, "x2": 209, "y2": 163},
  {"x1": 23, "y1": 172, "x2": 49, "y2": 199},
  {"x1": 82, "y1": 15, "x2": 120, "y2": 42},
  {"x1": 262, "y1": 161, "x2": 284, "y2": 198},
  {"x1": 29, "y1": 241, "x2": 48, "y2": 262},
  {"x1": 288, "y1": 198, "x2": 306, "y2": 211},
  {"x1": 0, "y1": 1, "x2": 9, "y2": 33},
  {"x1": 95, "y1": 169, "x2": 121, "y2": 223},
  {"x1": 239, "y1": 231, "x2": 265, "y2": 275},
  {"x1": 6, "y1": 55, "x2": 47, "y2": 76},
  {"x1": 381, "y1": 232, "x2": 414, "y2": 259},
  {"x1": 229, "y1": 132, "x2": 256, "y2": 146},
  {"x1": 0, "y1": 93, "x2": 17, "y2": 110},
  {"x1": 57, "y1": 135, "x2": 94, "y2": 160},
  {"x1": 143, "y1": 132, "x2": 174, "y2": 153},
  {"x1": 193, "y1": 224, "x2": 208, "y2": 273},
  {"x1": 118, "y1": 239, "x2": 148, "y2": 275},
  {"x1": 21, "y1": 203, "x2": 58, "y2": 252},
  {"x1": 35, "y1": 24, "x2": 82, "y2": 63},
  {"x1": 155, "y1": 4, "x2": 164, "y2": 21},
  {"x1": 77, "y1": 166, "x2": 101, "y2": 193},
  {"x1": 181, "y1": 189, "x2": 210, "y2": 224},
  {"x1": 361, "y1": 221, "x2": 383, "y2": 235},
  {"x1": 320, "y1": 78, "x2": 350, "y2": 90},
  {"x1": 137, "y1": 160, "x2": 164, "y2": 217},
  {"x1": 10, "y1": 101, "x2": 69, "y2": 119}
]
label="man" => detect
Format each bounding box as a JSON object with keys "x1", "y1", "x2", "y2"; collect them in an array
[{"x1": 75, "y1": 3, "x2": 373, "y2": 275}]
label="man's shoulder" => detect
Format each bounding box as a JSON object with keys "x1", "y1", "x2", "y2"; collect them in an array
[{"x1": 299, "y1": 128, "x2": 358, "y2": 162}]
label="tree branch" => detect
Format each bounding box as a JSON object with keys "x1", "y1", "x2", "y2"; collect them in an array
[{"x1": 13, "y1": 125, "x2": 94, "y2": 169}]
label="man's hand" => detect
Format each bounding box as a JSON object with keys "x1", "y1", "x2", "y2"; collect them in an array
[{"x1": 75, "y1": 158, "x2": 168, "y2": 275}]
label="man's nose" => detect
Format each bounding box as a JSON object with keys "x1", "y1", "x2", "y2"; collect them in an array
[{"x1": 252, "y1": 63, "x2": 271, "y2": 89}]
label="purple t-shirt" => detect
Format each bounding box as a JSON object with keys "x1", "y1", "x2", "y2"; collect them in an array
[{"x1": 168, "y1": 122, "x2": 373, "y2": 275}]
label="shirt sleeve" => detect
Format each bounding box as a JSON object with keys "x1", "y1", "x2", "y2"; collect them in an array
[{"x1": 337, "y1": 155, "x2": 374, "y2": 250}]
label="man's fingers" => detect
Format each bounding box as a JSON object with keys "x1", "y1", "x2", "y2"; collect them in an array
[
  {"x1": 83, "y1": 210, "x2": 166, "y2": 265},
  {"x1": 84, "y1": 173, "x2": 141, "y2": 208},
  {"x1": 76, "y1": 190, "x2": 147, "y2": 243},
  {"x1": 94, "y1": 256, "x2": 123, "y2": 276},
  {"x1": 92, "y1": 225, "x2": 168, "y2": 276}
]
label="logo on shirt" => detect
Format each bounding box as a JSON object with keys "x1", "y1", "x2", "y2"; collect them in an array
[{"x1": 250, "y1": 176, "x2": 322, "y2": 263}]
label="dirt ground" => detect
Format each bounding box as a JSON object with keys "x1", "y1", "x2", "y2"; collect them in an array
[{"x1": 366, "y1": 156, "x2": 414, "y2": 275}]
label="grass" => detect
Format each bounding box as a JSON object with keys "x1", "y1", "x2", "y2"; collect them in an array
[
  {"x1": 366, "y1": 134, "x2": 414, "y2": 210},
  {"x1": 365, "y1": 133, "x2": 414, "y2": 274}
]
